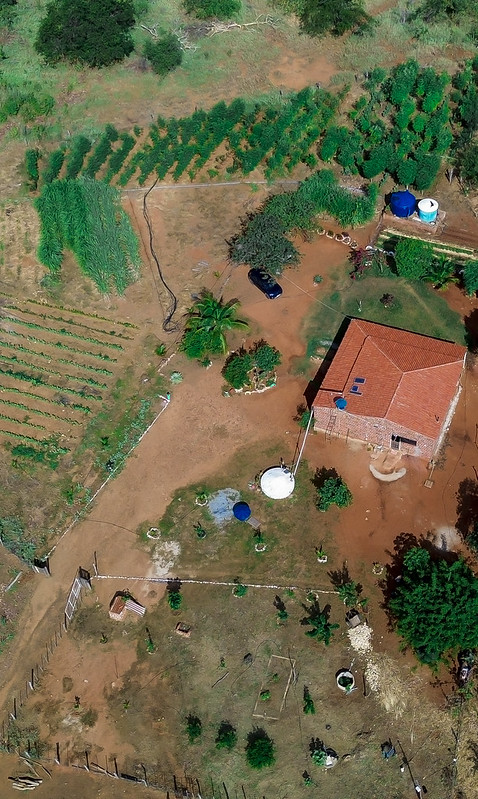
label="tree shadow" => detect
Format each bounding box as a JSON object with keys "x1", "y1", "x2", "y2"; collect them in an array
[
  {"x1": 246, "y1": 726, "x2": 271, "y2": 746},
  {"x1": 464, "y1": 309, "x2": 478, "y2": 351},
  {"x1": 300, "y1": 600, "x2": 331, "y2": 626},
  {"x1": 166, "y1": 578, "x2": 182, "y2": 594},
  {"x1": 456, "y1": 478, "x2": 478, "y2": 538},
  {"x1": 312, "y1": 466, "x2": 339, "y2": 492},
  {"x1": 327, "y1": 561, "x2": 350, "y2": 589},
  {"x1": 273, "y1": 595, "x2": 286, "y2": 613}
]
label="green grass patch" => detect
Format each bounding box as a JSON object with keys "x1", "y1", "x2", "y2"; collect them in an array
[{"x1": 303, "y1": 269, "x2": 465, "y2": 362}]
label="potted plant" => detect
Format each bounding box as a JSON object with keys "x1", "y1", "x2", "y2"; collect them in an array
[
  {"x1": 336, "y1": 669, "x2": 355, "y2": 693},
  {"x1": 315, "y1": 545, "x2": 328, "y2": 563},
  {"x1": 195, "y1": 490, "x2": 210, "y2": 507}
]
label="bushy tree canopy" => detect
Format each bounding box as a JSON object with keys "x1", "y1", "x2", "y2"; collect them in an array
[
  {"x1": 245, "y1": 729, "x2": 275, "y2": 769},
  {"x1": 388, "y1": 547, "x2": 478, "y2": 665},
  {"x1": 298, "y1": 0, "x2": 370, "y2": 37},
  {"x1": 183, "y1": 0, "x2": 241, "y2": 19},
  {"x1": 394, "y1": 238, "x2": 434, "y2": 280},
  {"x1": 35, "y1": 0, "x2": 135, "y2": 67},
  {"x1": 144, "y1": 33, "x2": 183, "y2": 76},
  {"x1": 316, "y1": 476, "x2": 352, "y2": 511}
]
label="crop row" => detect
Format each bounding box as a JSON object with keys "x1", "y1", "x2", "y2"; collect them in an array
[
  {"x1": 0, "y1": 412, "x2": 46, "y2": 431},
  {"x1": 1, "y1": 385, "x2": 91, "y2": 414},
  {"x1": 5, "y1": 329, "x2": 118, "y2": 361},
  {"x1": 22, "y1": 297, "x2": 138, "y2": 328},
  {"x1": 5, "y1": 304, "x2": 134, "y2": 340},
  {"x1": 0, "y1": 353, "x2": 108, "y2": 388},
  {"x1": 0, "y1": 365, "x2": 103, "y2": 400},
  {"x1": 5, "y1": 317, "x2": 124, "y2": 349},
  {"x1": 0, "y1": 397, "x2": 80, "y2": 425},
  {"x1": 0, "y1": 340, "x2": 113, "y2": 375},
  {"x1": 0, "y1": 429, "x2": 49, "y2": 445}
]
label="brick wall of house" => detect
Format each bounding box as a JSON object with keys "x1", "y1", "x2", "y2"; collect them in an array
[{"x1": 313, "y1": 407, "x2": 435, "y2": 458}]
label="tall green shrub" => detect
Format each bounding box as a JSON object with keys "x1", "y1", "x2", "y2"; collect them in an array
[{"x1": 144, "y1": 33, "x2": 183, "y2": 76}]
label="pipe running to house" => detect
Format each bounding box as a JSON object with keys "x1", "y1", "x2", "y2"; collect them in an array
[{"x1": 292, "y1": 408, "x2": 314, "y2": 477}]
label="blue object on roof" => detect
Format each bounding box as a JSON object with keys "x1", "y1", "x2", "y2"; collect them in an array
[
  {"x1": 390, "y1": 190, "x2": 416, "y2": 218},
  {"x1": 233, "y1": 501, "x2": 252, "y2": 521},
  {"x1": 335, "y1": 397, "x2": 347, "y2": 410}
]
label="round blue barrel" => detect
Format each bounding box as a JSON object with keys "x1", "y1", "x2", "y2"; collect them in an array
[
  {"x1": 233, "y1": 501, "x2": 251, "y2": 521},
  {"x1": 390, "y1": 190, "x2": 416, "y2": 218},
  {"x1": 417, "y1": 199, "x2": 438, "y2": 223},
  {"x1": 335, "y1": 397, "x2": 347, "y2": 410}
]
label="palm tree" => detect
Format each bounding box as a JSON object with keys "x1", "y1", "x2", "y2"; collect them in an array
[
  {"x1": 424, "y1": 255, "x2": 457, "y2": 290},
  {"x1": 182, "y1": 291, "x2": 248, "y2": 358}
]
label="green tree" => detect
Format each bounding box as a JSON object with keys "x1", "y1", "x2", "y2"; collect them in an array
[
  {"x1": 317, "y1": 476, "x2": 352, "y2": 511},
  {"x1": 230, "y1": 213, "x2": 299, "y2": 275},
  {"x1": 253, "y1": 342, "x2": 281, "y2": 373},
  {"x1": 458, "y1": 142, "x2": 478, "y2": 187},
  {"x1": 181, "y1": 292, "x2": 248, "y2": 359},
  {"x1": 215, "y1": 721, "x2": 237, "y2": 750},
  {"x1": 310, "y1": 738, "x2": 327, "y2": 767},
  {"x1": 223, "y1": 351, "x2": 253, "y2": 389},
  {"x1": 186, "y1": 715, "x2": 202, "y2": 742},
  {"x1": 167, "y1": 590, "x2": 182, "y2": 610},
  {"x1": 388, "y1": 547, "x2": 478, "y2": 665},
  {"x1": 144, "y1": 33, "x2": 182, "y2": 76},
  {"x1": 463, "y1": 259, "x2": 478, "y2": 296},
  {"x1": 35, "y1": 0, "x2": 135, "y2": 67},
  {"x1": 183, "y1": 0, "x2": 240, "y2": 19},
  {"x1": 303, "y1": 686, "x2": 315, "y2": 714},
  {"x1": 303, "y1": 602, "x2": 339, "y2": 645},
  {"x1": 397, "y1": 158, "x2": 418, "y2": 187},
  {"x1": 245, "y1": 729, "x2": 275, "y2": 769},
  {"x1": 394, "y1": 237, "x2": 434, "y2": 280},
  {"x1": 299, "y1": 0, "x2": 370, "y2": 37}
]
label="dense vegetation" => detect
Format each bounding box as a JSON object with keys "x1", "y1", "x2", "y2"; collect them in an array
[
  {"x1": 144, "y1": 34, "x2": 183, "y2": 76},
  {"x1": 273, "y1": 0, "x2": 370, "y2": 37},
  {"x1": 35, "y1": 0, "x2": 136, "y2": 67},
  {"x1": 231, "y1": 171, "x2": 378, "y2": 275},
  {"x1": 388, "y1": 547, "x2": 478, "y2": 665},
  {"x1": 223, "y1": 342, "x2": 281, "y2": 390},
  {"x1": 35, "y1": 177, "x2": 141, "y2": 293}
]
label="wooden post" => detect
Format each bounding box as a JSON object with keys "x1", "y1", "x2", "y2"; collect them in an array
[
  {"x1": 85, "y1": 750, "x2": 90, "y2": 771},
  {"x1": 114, "y1": 757, "x2": 119, "y2": 777},
  {"x1": 55, "y1": 742, "x2": 60, "y2": 764},
  {"x1": 12, "y1": 697, "x2": 17, "y2": 719}
]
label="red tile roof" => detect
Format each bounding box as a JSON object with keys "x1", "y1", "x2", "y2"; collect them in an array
[{"x1": 312, "y1": 320, "x2": 466, "y2": 439}]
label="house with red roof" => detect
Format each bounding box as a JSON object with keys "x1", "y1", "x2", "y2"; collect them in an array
[{"x1": 311, "y1": 319, "x2": 466, "y2": 459}]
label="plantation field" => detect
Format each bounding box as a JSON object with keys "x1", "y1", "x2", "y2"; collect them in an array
[{"x1": 0, "y1": 293, "x2": 138, "y2": 448}]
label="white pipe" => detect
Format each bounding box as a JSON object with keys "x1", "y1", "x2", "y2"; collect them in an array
[{"x1": 293, "y1": 408, "x2": 314, "y2": 477}]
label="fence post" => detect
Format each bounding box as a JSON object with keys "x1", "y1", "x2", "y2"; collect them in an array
[
  {"x1": 114, "y1": 757, "x2": 119, "y2": 778},
  {"x1": 11, "y1": 697, "x2": 17, "y2": 720},
  {"x1": 85, "y1": 750, "x2": 90, "y2": 772},
  {"x1": 55, "y1": 742, "x2": 60, "y2": 764}
]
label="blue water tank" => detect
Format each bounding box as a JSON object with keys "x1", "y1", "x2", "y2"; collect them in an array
[
  {"x1": 390, "y1": 190, "x2": 416, "y2": 218},
  {"x1": 335, "y1": 397, "x2": 347, "y2": 410},
  {"x1": 233, "y1": 501, "x2": 251, "y2": 521}
]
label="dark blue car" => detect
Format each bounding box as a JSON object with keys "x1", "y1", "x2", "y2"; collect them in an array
[{"x1": 248, "y1": 268, "x2": 283, "y2": 299}]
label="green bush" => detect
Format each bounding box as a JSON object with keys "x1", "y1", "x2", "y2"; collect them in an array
[
  {"x1": 394, "y1": 237, "x2": 434, "y2": 280},
  {"x1": 25, "y1": 149, "x2": 41, "y2": 190},
  {"x1": 317, "y1": 476, "x2": 352, "y2": 511},
  {"x1": 186, "y1": 714, "x2": 202, "y2": 742},
  {"x1": 144, "y1": 33, "x2": 182, "y2": 76},
  {"x1": 245, "y1": 729, "x2": 275, "y2": 769},
  {"x1": 223, "y1": 351, "x2": 253, "y2": 389},
  {"x1": 42, "y1": 148, "x2": 65, "y2": 184},
  {"x1": 215, "y1": 722, "x2": 237, "y2": 750},
  {"x1": 298, "y1": 0, "x2": 370, "y2": 37},
  {"x1": 35, "y1": 0, "x2": 135, "y2": 67},
  {"x1": 167, "y1": 590, "x2": 182, "y2": 610},
  {"x1": 183, "y1": 0, "x2": 240, "y2": 19},
  {"x1": 0, "y1": 516, "x2": 36, "y2": 563},
  {"x1": 389, "y1": 547, "x2": 478, "y2": 665}
]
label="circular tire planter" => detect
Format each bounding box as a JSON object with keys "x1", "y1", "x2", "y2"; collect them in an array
[
  {"x1": 325, "y1": 749, "x2": 339, "y2": 769},
  {"x1": 336, "y1": 670, "x2": 355, "y2": 693},
  {"x1": 146, "y1": 528, "x2": 161, "y2": 540},
  {"x1": 255, "y1": 543, "x2": 267, "y2": 552}
]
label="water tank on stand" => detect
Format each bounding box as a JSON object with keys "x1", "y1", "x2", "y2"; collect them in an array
[
  {"x1": 417, "y1": 198, "x2": 439, "y2": 223},
  {"x1": 390, "y1": 190, "x2": 417, "y2": 218}
]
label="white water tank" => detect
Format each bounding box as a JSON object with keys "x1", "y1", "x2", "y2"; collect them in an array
[{"x1": 417, "y1": 198, "x2": 438, "y2": 223}]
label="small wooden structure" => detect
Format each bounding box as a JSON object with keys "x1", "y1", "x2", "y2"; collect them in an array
[
  {"x1": 109, "y1": 593, "x2": 145, "y2": 621},
  {"x1": 175, "y1": 622, "x2": 191, "y2": 638}
]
